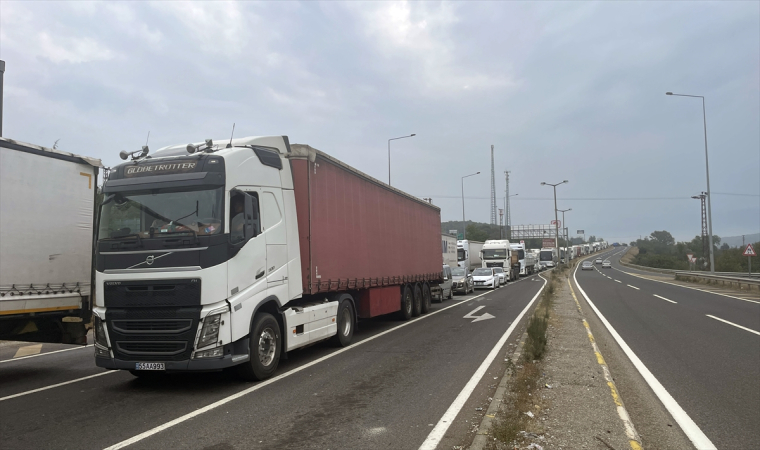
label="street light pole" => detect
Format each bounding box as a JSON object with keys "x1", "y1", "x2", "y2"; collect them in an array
[
  {"x1": 504, "y1": 193, "x2": 518, "y2": 240},
  {"x1": 542, "y1": 180, "x2": 568, "y2": 266},
  {"x1": 558, "y1": 208, "x2": 571, "y2": 262},
  {"x1": 666, "y1": 92, "x2": 715, "y2": 273},
  {"x1": 388, "y1": 134, "x2": 416, "y2": 186},
  {"x1": 461, "y1": 172, "x2": 480, "y2": 239}
]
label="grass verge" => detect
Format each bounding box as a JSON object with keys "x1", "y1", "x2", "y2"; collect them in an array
[{"x1": 486, "y1": 269, "x2": 565, "y2": 449}]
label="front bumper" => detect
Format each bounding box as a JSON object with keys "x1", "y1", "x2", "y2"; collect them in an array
[{"x1": 95, "y1": 352, "x2": 244, "y2": 372}]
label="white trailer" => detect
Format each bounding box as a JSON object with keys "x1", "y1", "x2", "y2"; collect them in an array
[
  {"x1": 441, "y1": 233, "x2": 457, "y2": 268},
  {"x1": 510, "y1": 243, "x2": 537, "y2": 276},
  {"x1": 457, "y1": 239, "x2": 484, "y2": 272},
  {"x1": 539, "y1": 247, "x2": 558, "y2": 268},
  {"x1": 0, "y1": 138, "x2": 102, "y2": 344}
]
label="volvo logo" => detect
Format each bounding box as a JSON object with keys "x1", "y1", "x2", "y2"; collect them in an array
[
  {"x1": 126, "y1": 252, "x2": 173, "y2": 270},
  {"x1": 146, "y1": 255, "x2": 155, "y2": 265}
]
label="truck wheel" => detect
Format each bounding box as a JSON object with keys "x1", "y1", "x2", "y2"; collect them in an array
[
  {"x1": 237, "y1": 313, "x2": 281, "y2": 381},
  {"x1": 330, "y1": 299, "x2": 355, "y2": 347},
  {"x1": 421, "y1": 283, "x2": 432, "y2": 314},
  {"x1": 398, "y1": 284, "x2": 413, "y2": 320},
  {"x1": 412, "y1": 283, "x2": 422, "y2": 317}
]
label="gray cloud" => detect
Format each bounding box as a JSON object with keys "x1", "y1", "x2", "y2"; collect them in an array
[{"x1": 1, "y1": 1, "x2": 757, "y2": 242}]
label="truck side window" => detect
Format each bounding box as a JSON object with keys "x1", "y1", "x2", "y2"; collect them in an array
[{"x1": 230, "y1": 191, "x2": 260, "y2": 243}]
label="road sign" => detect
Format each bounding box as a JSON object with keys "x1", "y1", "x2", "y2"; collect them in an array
[
  {"x1": 551, "y1": 220, "x2": 561, "y2": 227},
  {"x1": 542, "y1": 238, "x2": 555, "y2": 248},
  {"x1": 686, "y1": 253, "x2": 694, "y2": 261},
  {"x1": 690, "y1": 256, "x2": 697, "y2": 263},
  {"x1": 520, "y1": 240, "x2": 525, "y2": 245},
  {"x1": 743, "y1": 243, "x2": 756, "y2": 257},
  {"x1": 457, "y1": 233, "x2": 463, "y2": 240},
  {"x1": 577, "y1": 229, "x2": 584, "y2": 234}
]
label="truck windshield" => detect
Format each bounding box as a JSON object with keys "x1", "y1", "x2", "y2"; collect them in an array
[
  {"x1": 482, "y1": 249, "x2": 507, "y2": 259},
  {"x1": 517, "y1": 249, "x2": 525, "y2": 259},
  {"x1": 457, "y1": 248, "x2": 466, "y2": 261},
  {"x1": 540, "y1": 250, "x2": 553, "y2": 261},
  {"x1": 98, "y1": 187, "x2": 223, "y2": 240}
]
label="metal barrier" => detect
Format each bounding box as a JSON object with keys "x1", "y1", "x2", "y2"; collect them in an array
[
  {"x1": 674, "y1": 272, "x2": 760, "y2": 292},
  {"x1": 618, "y1": 250, "x2": 760, "y2": 278}
]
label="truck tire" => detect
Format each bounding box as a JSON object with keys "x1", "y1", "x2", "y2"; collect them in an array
[
  {"x1": 330, "y1": 298, "x2": 355, "y2": 347},
  {"x1": 412, "y1": 283, "x2": 422, "y2": 317},
  {"x1": 398, "y1": 284, "x2": 413, "y2": 320},
  {"x1": 237, "y1": 312, "x2": 281, "y2": 381},
  {"x1": 421, "y1": 283, "x2": 432, "y2": 314}
]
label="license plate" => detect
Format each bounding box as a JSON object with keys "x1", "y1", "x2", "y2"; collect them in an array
[
  {"x1": 134, "y1": 362, "x2": 165, "y2": 371},
  {"x1": 476, "y1": 282, "x2": 483, "y2": 285}
]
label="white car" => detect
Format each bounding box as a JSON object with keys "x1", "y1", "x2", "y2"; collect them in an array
[
  {"x1": 492, "y1": 267, "x2": 507, "y2": 285},
  {"x1": 472, "y1": 268, "x2": 500, "y2": 289}
]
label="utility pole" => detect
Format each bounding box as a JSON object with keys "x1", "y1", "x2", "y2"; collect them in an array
[
  {"x1": 461, "y1": 172, "x2": 480, "y2": 240},
  {"x1": 692, "y1": 192, "x2": 708, "y2": 266},
  {"x1": 0, "y1": 60, "x2": 5, "y2": 137},
  {"x1": 499, "y1": 209, "x2": 504, "y2": 239},
  {"x1": 504, "y1": 171, "x2": 511, "y2": 240},
  {"x1": 490, "y1": 145, "x2": 496, "y2": 225},
  {"x1": 542, "y1": 180, "x2": 568, "y2": 266}
]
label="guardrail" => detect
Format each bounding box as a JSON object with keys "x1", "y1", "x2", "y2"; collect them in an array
[
  {"x1": 618, "y1": 251, "x2": 760, "y2": 278},
  {"x1": 674, "y1": 272, "x2": 760, "y2": 292}
]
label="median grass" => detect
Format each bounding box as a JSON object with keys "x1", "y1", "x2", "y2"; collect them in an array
[{"x1": 486, "y1": 268, "x2": 565, "y2": 448}]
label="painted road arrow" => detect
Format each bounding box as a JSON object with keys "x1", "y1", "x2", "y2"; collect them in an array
[{"x1": 463, "y1": 306, "x2": 495, "y2": 323}]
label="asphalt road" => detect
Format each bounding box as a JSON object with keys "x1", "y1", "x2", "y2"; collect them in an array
[
  {"x1": 576, "y1": 248, "x2": 760, "y2": 449},
  {"x1": 0, "y1": 274, "x2": 546, "y2": 450}
]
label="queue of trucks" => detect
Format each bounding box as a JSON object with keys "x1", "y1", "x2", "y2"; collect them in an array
[{"x1": 1, "y1": 134, "x2": 608, "y2": 381}]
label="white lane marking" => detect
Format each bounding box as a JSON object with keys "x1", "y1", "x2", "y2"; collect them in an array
[
  {"x1": 705, "y1": 315, "x2": 760, "y2": 336},
  {"x1": 0, "y1": 371, "x2": 116, "y2": 402},
  {"x1": 627, "y1": 285, "x2": 640, "y2": 290},
  {"x1": 615, "y1": 280, "x2": 622, "y2": 283},
  {"x1": 612, "y1": 267, "x2": 760, "y2": 305},
  {"x1": 419, "y1": 274, "x2": 547, "y2": 450},
  {"x1": 13, "y1": 344, "x2": 43, "y2": 358},
  {"x1": 573, "y1": 263, "x2": 717, "y2": 449},
  {"x1": 104, "y1": 283, "x2": 529, "y2": 450},
  {"x1": 0, "y1": 344, "x2": 92, "y2": 364},
  {"x1": 462, "y1": 306, "x2": 495, "y2": 323},
  {"x1": 654, "y1": 295, "x2": 677, "y2": 304}
]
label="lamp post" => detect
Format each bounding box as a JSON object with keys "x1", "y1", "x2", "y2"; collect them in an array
[
  {"x1": 557, "y1": 208, "x2": 571, "y2": 262},
  {"x1": 461, "y1": 172, "x2": 480, "y2": 239},
  {"x1": 666, "y1": 92, "x2": 714, "y2": 273},
  {"x1": 388, "y1": 134, "x2": 416, "y2": 186},
  {"x1": 541, "y1": 180, "x2": 568, "y2": 266}
]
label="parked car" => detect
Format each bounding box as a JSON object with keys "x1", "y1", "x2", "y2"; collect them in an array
[
  {"x1": 451, "y1": 267, "x2": 474, "y2": 294},
  {"x1": 595, "y1": 258, "x2": 603, "y2": 264},
  {"x1": 602, "y1": 261, "x2": 612, "y2": 268},
  {"x1": 582, "y1": 261, "x2": 594, "y2": 271},
  {"x1": 472, "y1": 267, "x2": 500, "y2": 289},
  {"x1": 439, "y1": 265, "x2": 454, "y2": 301},
  {"x1": 493, "y1": 267, "x2": 507, "y2": 285}
]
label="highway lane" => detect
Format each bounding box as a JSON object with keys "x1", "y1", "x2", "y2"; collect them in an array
[
  {"x1": 576, "y1": 248, "x2": 760, "y2": 449},
  {"x1": 0, "y1": 275, "x2": 545, "y2": 450}
]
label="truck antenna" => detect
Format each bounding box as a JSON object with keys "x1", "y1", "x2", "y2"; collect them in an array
[
  {"x1": 144, "y1": 131, "x2": 150, "y2": 147},
  {"x1": 226, "y1": 123, "x2": 235, "y2": 148}
]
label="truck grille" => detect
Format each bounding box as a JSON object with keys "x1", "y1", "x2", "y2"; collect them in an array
[
  {"x1": 116, "y1": 341, "x2": 187, "y2": 356},
  {"x1": 486, "y1": 262, "x2": 504, "y2": 268},
  {"x1": 112, "y1": 319, "x2": 193, "y2": 334}
]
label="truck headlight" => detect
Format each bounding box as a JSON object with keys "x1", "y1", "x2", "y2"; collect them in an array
[
  {"x1": 197, "y1": 314, "x2": 221, "y2": 349},
  {"x1": 94, "y1": 316, "x2": 108, "y2": 348}
]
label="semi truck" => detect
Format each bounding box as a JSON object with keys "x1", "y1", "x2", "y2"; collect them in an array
[
  {"x1": 441, "y1": 233, "x2": 457, "y2": 268},
  {"x1": 539, "y1": 247, "x2": 558, "y2": 268},
  {"x1": 481, "y1": 240, "x2": 520, "y2": 281},
  {"x1": 457, "y1": 239, "x2": 484, "y2": 272},
  {"x1": 93, "y1": 136, "x2": 442, "y2": 380},
  {"x1": 0, "y1": 138, "x2": 102, "y2": 345},
  {"x1": 510, "y1": 243, "x2": 537, "y2": 276}
]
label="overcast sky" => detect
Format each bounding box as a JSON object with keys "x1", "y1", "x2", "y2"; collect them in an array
[{"x1": 2, "y1": 1, "x2": 758, "y2": 243}]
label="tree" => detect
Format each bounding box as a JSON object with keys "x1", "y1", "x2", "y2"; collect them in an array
[
  {"x1": 649, "y1": 230, "x2": 675, "y2": 246},
  {"x1": 588, "y1": 236, "x2": 596, "y2": 243},
  {"x1": 465, "y1": 224, "x2": 489, "y2": 242},
  {"x1": 720, "y1": 243, "x2": 729, "y2": 251}
]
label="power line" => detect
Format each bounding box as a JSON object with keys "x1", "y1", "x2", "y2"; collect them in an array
[
  {"x1": 419, "y1": 195, "x2": 693, "y2": 201},
  {"x1": 712, "y1": 192, "x2": 760, "y2": 197}
]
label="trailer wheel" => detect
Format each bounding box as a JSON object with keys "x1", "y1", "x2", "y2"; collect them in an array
[
  {"x1": 330, "y1": 298, "x2": 355, "y2": 347},
  {"x1": 412, "y1": 283, "x2": 422, "y2": 317},
  {"x1": 421, "y1": 283, "x2": 432, "y2": 314},
  {"x1": 237, "y1": 312, "x2": 281, "y2": 381},
  {"x1": 398, "y1": 284, "x2": 413, "y2": 320}
]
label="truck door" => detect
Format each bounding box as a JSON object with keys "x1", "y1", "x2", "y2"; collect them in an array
[{"x1": 226, "y1": 190, "x2": 267, "y2": 341}]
